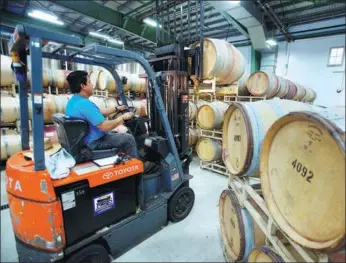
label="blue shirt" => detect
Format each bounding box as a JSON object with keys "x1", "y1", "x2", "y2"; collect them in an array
[{"x1": 66, "y1": 94, "x2": 106, "y2": 145}]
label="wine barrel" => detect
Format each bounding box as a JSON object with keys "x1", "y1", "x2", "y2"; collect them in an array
[
  {"x1": 260, "y1": 109, "x2": 345, "y2": 251},
  {"x1": 197, "y1": 101, "x2": 229, "y2": 130},
  {"x1": 26, "y1": 68, "x2": 53, "y2": 88},
  {"x1": 0, "y1": 95, "x2": 20, "y2": 123},
  {"x1": 302, "y1": 87, "x2": 316, "y2": 102},
  {"x1": 52, "y1": 69, "x2": 66, "y2": 89},
  {"x1": 1, "y1": 133, "x2": 22, "y2": 161},
  {"x1": 195, "y1": 38, "x2": 245, "y2": 85},
  {"x1": 189, "y1": 101, "x2": 197, "y2": 121},
  {"x1": 219, "y1": 189, "x2": 266, "y2": 262},
  {"x1": 1, "y1": 55, "x2": 14, "y2": 87},
  {"x1": 293, "y1": 83, "x2": 306, "y2": 101},
  {"x1": 222, "y1": 99, "x2": 320, "y2": 176},
  {"x1": 97, "y1": 70, "x2": 112, "y2": 91},
  {"x1": 132, "y1": 100, "x2": 147, "y2": 116},
  {"x1": 196, "y1": 138, "x2": 222, "y2": 161},
  {"x1": 248, "y1": 247, "x2": 284, "y2": 262},
  {"x1": 276, "y1": 77, "x2": 290, "y2": 98},
  {"x1": 238, "y1": 72, "x2": 250, "y2": 96},
  {"x1": 189, "y1": 128, "x2": 199, "y2": 146},
  {"x1": 247, "y1": 71, "x2": 279, "y2": 98},
  {"x1": 90, "y1": 70, "x2": 101, "y2": 90},
  {"x1": 27, "y1": 94, "x2": 68, "y2": 122},
  {"x1": 195, "y1": 100, "x2": 208, "y2": 109},
  {"x1": 283, "y1": 80, "x2": 297, "y2": 100}
]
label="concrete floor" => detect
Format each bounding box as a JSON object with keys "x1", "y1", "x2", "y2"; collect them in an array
[{"x1": 1, "y1": 158, "x2": 228, "y2": 262}]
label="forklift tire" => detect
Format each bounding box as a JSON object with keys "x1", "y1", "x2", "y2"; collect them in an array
[
  {"x1": 168, "y1": 186, "x2": 195, "y2": 223},
  {"x1": 64, "y1": 244, "x2": 110, "y2": 263}
]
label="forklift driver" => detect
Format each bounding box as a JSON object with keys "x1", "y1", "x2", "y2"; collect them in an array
[{"x1": 65, "y1": 70, "x2": 138, "y2": 158}]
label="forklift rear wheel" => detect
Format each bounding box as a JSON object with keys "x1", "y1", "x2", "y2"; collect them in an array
[
  {"x1": 168, "y1": 186, "x2": 195, "y2": 222},
  {"x1": 64, "y1": 244, "x2": 110, "y2": 263}
]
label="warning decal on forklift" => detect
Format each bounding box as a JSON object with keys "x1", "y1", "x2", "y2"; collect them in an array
[
  {"x1": 61, "y1": 191, "x2": 76, "y2": 211},
  {"x1": 93, "y1": 192, "x2": 115, "y2": 216}
]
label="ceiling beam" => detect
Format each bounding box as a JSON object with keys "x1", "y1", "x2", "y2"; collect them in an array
[
  {"x1": 125, "y1": 1, "x2": 153, "y2": 17},
  {"x1": 1, "y1": 11, "x2": 154, "y2": 52},
  {"x1": 51, "y1": 0, "x2": 158, "y2": 43}
]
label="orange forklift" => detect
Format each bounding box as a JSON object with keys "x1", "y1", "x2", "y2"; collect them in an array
[{"x1": 6, "y1": 24, "x2": 195, "y2": 262}]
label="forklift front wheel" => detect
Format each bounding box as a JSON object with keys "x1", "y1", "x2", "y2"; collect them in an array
[
  {"x1": 64, "y1": 244, "x2": 110, "y2": 263},
  {"x1": 168, "y1": 186, "x2": 195, "y2": 223}
]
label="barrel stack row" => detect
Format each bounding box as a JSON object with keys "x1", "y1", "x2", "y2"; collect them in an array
[
  {"x1": 218, "y1": 99, "x2": 345, "y2": 262},
  {"x1": 90, "y1": 70, "x2": 147, "y2": 94},
  {"x1": 247, "y1": 71, "x2": 317, "y2": 103},
  {"x1": 193, "y1": 100, "x2": 229, "y2": 163},
  {"x1": 1, "y1": 55, "x2": 147, "y2": 94},
  {"x1": 0, "y1": 94, "x2": 148, "y2": 161}
]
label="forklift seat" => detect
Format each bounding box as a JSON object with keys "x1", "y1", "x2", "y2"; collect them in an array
[{"x1": 52, "y1": 113, "x2": 118, "y2": 164}]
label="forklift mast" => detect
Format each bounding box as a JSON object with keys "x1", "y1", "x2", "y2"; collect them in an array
[{"x1": 8, "y1": 24, "x2": 186, "y2": 179}]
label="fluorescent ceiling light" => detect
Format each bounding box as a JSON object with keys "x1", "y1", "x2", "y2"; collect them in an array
[
  {"x1": 28, "y1": 10, "x2": 64, "y2": 25},
  {"x1": 143, "y1": 18, "x2": 162, "y2": 28},
  {"x1": 266, "y1": 39, "x2": 277, "y2": 46},
  {"x1": 89, "y1": 31, "x2": 124, "y2": 45},
  {"x1": 229, "y1": 1, "x2": 240, "y2": 4}
]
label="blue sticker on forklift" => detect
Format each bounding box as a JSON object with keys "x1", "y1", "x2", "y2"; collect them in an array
[{"x1": 93, "y1": 192, "x2": 115, "y2": 216}]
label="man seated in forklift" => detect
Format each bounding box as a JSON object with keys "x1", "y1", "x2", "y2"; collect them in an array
[{"x1": 65, "y1": 70, "x2": 138, "y2": 158}]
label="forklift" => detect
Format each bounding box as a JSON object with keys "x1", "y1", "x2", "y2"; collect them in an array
[{"x1": 6, "y1": 24, "x2": 196, "y2": 263}]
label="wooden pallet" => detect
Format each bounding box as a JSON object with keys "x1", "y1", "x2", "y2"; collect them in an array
[
  {"x1": 224, "y1": 95, "x2": 266, "y2": 103},
  {"x1": 200, "y1": 160, "x2": 230, "y2": 177},
  {"x1": 228, "y1": 175, "x2": 328, "y2": 262},
  {"x1": 200, "y1": 128, "x2": 222, "y2": 140}
]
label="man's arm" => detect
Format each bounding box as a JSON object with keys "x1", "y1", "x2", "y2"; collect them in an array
[
  {"x1": 97, "y1": 112, "x2": 134, "y2": 132},
  {"x1": 99, "y1": 105, "x2": 128, "y2": 117},
  {"x1": 97, "y1": 116, "x2": 124, "y2": 132},
  {"x1": 99, "y1": 107, "x2": 116, "y2": 117}
]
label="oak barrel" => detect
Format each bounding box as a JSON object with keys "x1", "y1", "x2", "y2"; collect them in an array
[
  {"x1": 1, "y1": 55, "x2": 14, "y2": 87},
  {"x1": 197, "y1": 101, "x2": 229, "y2": 130},
  {"x1": 52, "y1": 70, "x2": 69, "y2": 89},
  {"x1": 283, "y1": 80, "x2": 297, "y2": 100},
  {"x1": 196, "y1": 138, "x2": 222, "y2": 161},
  {"x1": 1, "y1": 133, "x2": 22, "y2": 161},
  {"x1": 247, "y1": 71, "x2": 279, "y2": 98},
  {"x1": 189, "y1": 101, "x2": 197, "y2": 121},
  {"x1": 292, "y1": 83, "x2": 306, "y2": 100},
  {"x1": 302, "y1": 87, "x2": 316, "y2": 102},
  {"x1": 189, "y1": 128, "x2": 199, "y2": 146},
  {"x1": 222, "y1": 99, "x2": 319, "y2": 176},
  {"x1": 90, "y1": 70, "x2": 101, "y2": 90},
  {"x1": 276, "y1": 76, "x2": 290, "y2": 98},
  {"x1": 132, "y1": 100, "x2": 148, "y2": 116},
  {"x1": 0, "y1": 95, "x2": 20, "y2": 123},
  {"x1": 248, "y1": 247, "x2": 284, "y2": 262},
  {"x1": 98, "y1": 70, "x2": 116, "y2": 92},
  {"x1": 238, "y1": 72, "x2": 250, "y2": 96},
  {"x1": 196, "y1": 38, "x2": 245, "y2": 85},
  {"x1": 260, "y1": 109, "x2": 345, "y2": 251},
  {"x1": 219, "y1": 189, "x2": 266, "y2": 262}
]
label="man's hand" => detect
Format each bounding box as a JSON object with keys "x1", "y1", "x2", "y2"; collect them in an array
[
  {"x1": 116, "y1": 105, "x2": 128, "y2": 112},
  {"x1": 122, "y1": 112, "x2": 134, "y2": 120}
]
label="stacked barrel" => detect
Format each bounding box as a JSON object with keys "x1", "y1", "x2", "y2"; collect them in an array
[
  {"x1": 90, "y1": 69, "x2": 147, "y2": 94},
  {"x1": 218, "y1": 99, "x2": 345, "y2": 262},
  {"x1": 194, "y1": 101, "x2": 229, "y2": 162},
  {"x1": 247, "y1": 70, "x2": 316, "y2": 103}
]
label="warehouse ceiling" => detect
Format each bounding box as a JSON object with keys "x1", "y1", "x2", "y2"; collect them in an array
[{"x1": 1, "y1": 0, "x2": 345, "y2": 52}]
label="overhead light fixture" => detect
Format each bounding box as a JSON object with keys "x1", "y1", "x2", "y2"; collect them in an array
[
  {"x1": 229, "y1": 1, "x2": 240, "y2": 4},
  {"x1": 143, "y1": 18, "x2": 162, "y2": 28},
  {"x1": 89, "y1": 31, "x2": 124, "y2": 45},
  {"x1": 28, "y1": 10, "x2": 64, "y2": 25},
  {"x1": 266, "y1": 39, "x2": 277, "y2": 46}
]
